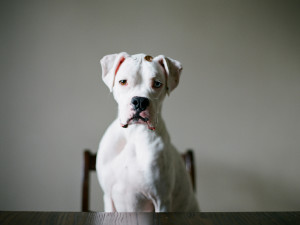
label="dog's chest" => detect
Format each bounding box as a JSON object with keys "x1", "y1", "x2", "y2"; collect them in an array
[{"x1": 102, "y1": 141, "x2": 159, "y2": 195}]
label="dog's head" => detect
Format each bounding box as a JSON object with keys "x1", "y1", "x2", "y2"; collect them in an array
[{"x1": 100, "y1": 52, "x2": 182, "y2": 130}]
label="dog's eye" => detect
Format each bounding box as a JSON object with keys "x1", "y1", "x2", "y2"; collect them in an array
[
  {"x1": 153, "y1": 80, "x2": 162, "y2": 89},
  {"x1": 119, "y1": 80, "x2": 128, "y2": 86}
]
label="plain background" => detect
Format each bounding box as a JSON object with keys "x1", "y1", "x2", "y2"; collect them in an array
[{"x1": 1, "y1": 0, "x2": 299, "y2": 211}]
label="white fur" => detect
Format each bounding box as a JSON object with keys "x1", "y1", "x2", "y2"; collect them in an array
[{"x1": 96, "y1": 52, "x2": 199, "y2": 212}]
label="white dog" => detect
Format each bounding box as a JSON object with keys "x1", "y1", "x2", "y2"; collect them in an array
[{"x1": 96, "y1": 52, "x2": 199, "y2": 212}]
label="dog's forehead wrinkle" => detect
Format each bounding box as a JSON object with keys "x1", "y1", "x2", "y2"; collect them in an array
[
  {"x1": 119, "y1": 55, "x2": 163, "y2": 83},
  {"x1": 131, "y1": 53, "x2": 147, "y2": 61},
  {"x1": 116, "y1": 63, "x2": 140, "y2": 83},
  {"x1": 141, "y1": 61, "x2": 164, "y2": 81}
]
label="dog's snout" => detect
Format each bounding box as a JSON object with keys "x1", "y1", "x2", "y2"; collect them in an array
[{"x1": 131, "y1": 96, "x2": 149, "y2": 112}]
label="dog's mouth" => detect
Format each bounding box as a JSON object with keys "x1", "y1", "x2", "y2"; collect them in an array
[
  {"x1": 121, "y1": 114, "x2": 155, "y2": 130},
  {"x1": 132, "y1": 114, "x2": 149, "y2": 123}
]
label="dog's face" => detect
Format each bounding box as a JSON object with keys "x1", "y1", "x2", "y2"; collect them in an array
[{"x1": 100, "y1": 52, "x2": 182, "y2": 130}]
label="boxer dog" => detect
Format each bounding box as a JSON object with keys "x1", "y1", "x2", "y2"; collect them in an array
[{"x1": 96, "y1": 52, "x2": 199, "y2": 212}]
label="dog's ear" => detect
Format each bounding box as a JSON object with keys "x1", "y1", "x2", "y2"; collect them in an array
[
  {"x1": 154, "y1": 55, "x2": 182, "y2": 94},
  {"x1": 100, "y1": 52, "x2": 129, "y2": 92}
]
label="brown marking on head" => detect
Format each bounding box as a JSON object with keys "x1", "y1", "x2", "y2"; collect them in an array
[{"x1": 144, "y1": 55, "x2": 153, "y2": 62}]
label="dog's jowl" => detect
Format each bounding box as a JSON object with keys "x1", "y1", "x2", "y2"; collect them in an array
[{"x1": 96, "y1": 52, "x2": 199, "y2": 212}]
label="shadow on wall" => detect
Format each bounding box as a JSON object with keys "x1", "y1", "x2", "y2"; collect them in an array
[{"x1": 198, "y1": 156, "x2": 300, "y2": 211}]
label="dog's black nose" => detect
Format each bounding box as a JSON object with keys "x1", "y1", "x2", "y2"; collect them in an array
[{"x1": 131, "y1": 96, "x2": 149, "y2": 112}]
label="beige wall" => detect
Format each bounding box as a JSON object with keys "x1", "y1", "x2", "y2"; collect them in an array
[{"x1": 1, "y1": 0, "x2": 299, "y2": 211}]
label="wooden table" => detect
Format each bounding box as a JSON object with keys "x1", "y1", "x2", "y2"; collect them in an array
[{"x1": 0, "y1": 211, "x2": 299, "y2": 225}]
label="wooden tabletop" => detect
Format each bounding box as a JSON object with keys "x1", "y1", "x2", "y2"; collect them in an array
[{"x1": 0, "y1": 211, "x2": 299, "y2": 225}]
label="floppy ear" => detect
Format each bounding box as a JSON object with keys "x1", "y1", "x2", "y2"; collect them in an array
[
  {"x1": 100, "y1": 52, "x2": 129, "y2": 92},
  {"x1": 154, "y1": 55, "x2": 182, "y2": 94}
]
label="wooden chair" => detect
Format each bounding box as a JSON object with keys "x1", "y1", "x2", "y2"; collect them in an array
[{"x1": 81, "y1": 149, "x2": 196, "y2": 212}]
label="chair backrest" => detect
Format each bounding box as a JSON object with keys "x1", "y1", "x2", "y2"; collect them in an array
[{"x1": 81, "y1": 149, "x2": 196, "y2": 212}]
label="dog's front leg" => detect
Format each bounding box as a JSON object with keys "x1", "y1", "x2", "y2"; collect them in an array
[
  {"x1": 96, "y1": 120, "x2": 126, "y2": 211},
  {"x1": 103, "y1": 194, "x2": 116, "y2": 212},
  {"x1": 152, "y1": 197, "x2": 172, "y2": 212}
]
